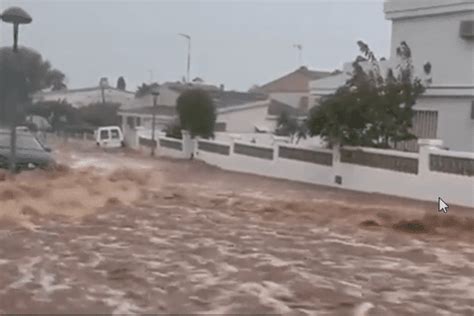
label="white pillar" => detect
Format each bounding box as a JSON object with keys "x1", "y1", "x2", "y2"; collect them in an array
[
  {"x1": 418, "y1": 139, "x2": 444, "y2": 176},
  {"x1": 181, "y1": 130, "x2": 194, "y2": 159},
  {"x1": 331, "y1": 144, "x2": 342, "y2": 186}
]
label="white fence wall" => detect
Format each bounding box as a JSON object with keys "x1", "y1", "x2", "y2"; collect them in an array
[
  {"x1": 194, "y1": 138, "x2": 473, "y2": 208},
  {"x1": 138, "y1": 133, "x2": 473, "y2": 208}
]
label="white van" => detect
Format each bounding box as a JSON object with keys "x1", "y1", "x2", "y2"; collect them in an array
[{"x1": 95, "y1": 126, "x2": 124, "y2": 148}]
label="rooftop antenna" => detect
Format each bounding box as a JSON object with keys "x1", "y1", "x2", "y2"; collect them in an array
[
  {"x1": 149, "y1": 69, "x2": 154, "y2": 83},
  {"x1": 293, "y1": 44, "x2": 303, "y2": 66}
]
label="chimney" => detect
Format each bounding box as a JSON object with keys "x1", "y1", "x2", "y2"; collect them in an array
[{"x1": 220, "y1": 84, "x2": 225, "y2": 91}]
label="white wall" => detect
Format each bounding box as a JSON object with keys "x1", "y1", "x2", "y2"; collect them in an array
[
  {"x1": 217, "y1": 105, "x2": 272, "y2": 133},
  {"x1": 158, "y1": 87, "x2": 180, "y2": 106},
  {"x1": 191, "y1": 138, "x2": 474, "y2": 208},
  {"x1": 35, "y1": 88, "x2": 135, "y2": 108},
  {"x1": 389, "y1": 5, "x2": 474, "y2": 86},
  {"x1": 415, "y1": 96, "x2": 474, "y2": 152}
]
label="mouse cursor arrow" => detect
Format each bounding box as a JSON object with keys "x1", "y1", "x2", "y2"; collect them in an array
[{"x1": 438, "y1": 197, "x2": 449, "y2": 214}]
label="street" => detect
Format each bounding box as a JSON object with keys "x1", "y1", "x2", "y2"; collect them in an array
[{"x1": 0, "y1": 142, "x2": 473, "y2": 315}]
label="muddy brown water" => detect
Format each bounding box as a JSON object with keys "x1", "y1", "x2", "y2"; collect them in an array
[{"x1": 0, "y1": 141, "x2": 473, "y2": 315}]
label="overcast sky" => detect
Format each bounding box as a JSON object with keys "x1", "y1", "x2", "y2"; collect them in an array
[{"x1": 0, "y1": 0, "x2": 391, "y2": 91}]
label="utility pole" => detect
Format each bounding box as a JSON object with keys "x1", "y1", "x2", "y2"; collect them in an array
[{"x1": 179, "y1": 33, "x2": 191, "y2": 83}]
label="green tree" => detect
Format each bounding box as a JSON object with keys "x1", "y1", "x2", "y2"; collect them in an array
[
  {"x1": 275, "y1": 111, "x2": 307, "y2": 144},
  {"x1": 26, "y1": 100, "x2": 78, "y2": 131},
  {"x1": 0, "y1": 47, "x2": 66, "y2": 125},
  {"x1": 176, "y1": 89, "x2": 216, "y2": 138},
  {"x1": 135, "y1": 82, "x2": 159, "y2": 98},
  {"x1": 116, "y1": 76, "x2": 126, "y2": 90},
  {"x1": 78, "y1": 102, "x2": 121, "y2": 127},
  {"x1": 307, "y1": 41, "x2": 430, "y2": 148},
  {"x1": 164, "y1": 119, "x2": 183, "y2": 139}
]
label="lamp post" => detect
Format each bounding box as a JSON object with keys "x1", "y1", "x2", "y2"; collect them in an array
[
  {"x1": 178, "y1": 33, "x2": 191, "y2": 83},
  {"x1": 99, "y1": 77, "x2": 108, "y2": 104},
  {"x1": 150, "y1": 86, "x2": 160, "y2": 157},
  {"x1": 0, "y1": 7, "x2": 32, "y2": 173}
]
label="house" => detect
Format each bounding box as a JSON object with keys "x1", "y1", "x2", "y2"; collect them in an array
[
  {"x1": 256, "y1": 66, "x2": 335, "y2": 111},
  {"x1": 33, "y1": 83, "x2": 136, "y2": 109},
  {"x1": 118, "y1": 83, "x2": 279, "y2": 141},
  {"x1": 310, "y1": 0, "x2": 474, "y2": 152}
]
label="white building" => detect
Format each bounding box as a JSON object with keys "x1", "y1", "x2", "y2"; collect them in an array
[
  {"x1": 257, "y1": 66, "x2": 335, "y2": 110},
  {"x1": 310, "y1": 0, "x2": 474, "y2": 152},
  {"x1": 118, "y1": 83, "x2": 284, "y2": 143},
  {"x1": 33, "y1": 85, "x2": 136, "y2": 109}
]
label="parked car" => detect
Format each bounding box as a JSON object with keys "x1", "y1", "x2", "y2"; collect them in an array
[
  {"x1": 0, "y1": 129, "x2": 55, "y2": 171},
  {"x1": 94, "y1": 126, "x2": 124, "y2": 148}
]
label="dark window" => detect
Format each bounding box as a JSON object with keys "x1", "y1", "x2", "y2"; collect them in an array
[
  {"x1": 100, "y1": 130, "x2": 109, "y2": 140},
  {"x1": 111, "y1": 129, "x2": 120, "y2": 139},
  {"x1": 215, "y1": 122, "x2": 227, "y2": 132},
  {"x1": 460, "y1": 20, "x2": 474, "y2": 39},
  {"x1": 127, "y1": 116, "x2": 135, "y2": 128},
  {"x1": 471, "y1": 100, "x2": 474, "y2": 120},
  {"x1": 136, "y1": 117, "x2": 142, "y2": 127}
]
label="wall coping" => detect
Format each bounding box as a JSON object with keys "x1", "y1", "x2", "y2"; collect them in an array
[{"x1": 343, "y1": 146, "x2": 420, "y2": 159}]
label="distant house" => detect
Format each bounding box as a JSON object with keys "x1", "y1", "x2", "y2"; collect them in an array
[
  {"x1": 309, "y1": 0, "x2": 474, "y2": 152},
  {"x1": 118, "y1": 82, "x2": 284, "y2": 138},
  {"x1": 256, "y1": 66, "x2": 334, "y2": 111},
  {"x1": 32, "y1": 85, "x2": 136, "y2": 109}
]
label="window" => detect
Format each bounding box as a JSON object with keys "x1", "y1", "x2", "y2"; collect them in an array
[
  {"x1": 298, "y1": 96, "x2": 309, "y2": 112},
  {"x1": 136, "y1": 117, "x2": 142, "y2": 127},
  {"x1": 111, "y1": 129, "x2": 120, "y2": 139},
  {"x1": 460, "y1": 20, "x2": 474, "y2": 39},
  {"x1": 127, "y1": 116, "x2": 135, "y2": 128},
  {"x1": 100, "y1": 130, "x2": 109, "y2": 140},
  {"x1": 471, "y1": 100, "x2": 474, "y2": 120},
  {"x1": 396, "y1": 110, "x2": 438, "y2": 152}
]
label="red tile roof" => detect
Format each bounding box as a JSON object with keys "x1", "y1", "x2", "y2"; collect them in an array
[{"x1": 259, "y1": 66, "x2": 333, "y2": 93}]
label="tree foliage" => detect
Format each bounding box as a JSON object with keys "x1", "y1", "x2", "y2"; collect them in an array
[
  {"x1": 0, "y1": 47, "x2": 67, "y2": 125},
  {"x1": 164, "y1": 119, "x2": 183, "y2": 139},
  {"x1": 176, "y1": 89, "x2": 216, "y2": 138},
  {"x1": 275, "y1": 111, "x2": 307, "y2": 144},
  {"x1": 116, "y1": 76, "x2": 126, "y2": 90},
  {"x1": 307, "y1": 41, "x2": 431, "y2": 148},
  {"x1": 26, "y1": 100, "x2": 77, "y2": 131},
  {"x1": 135, "y1": 82, "x2": 159, "y2": 98},
  {"x1": 78, "y1": 102, "x2": 121, "y2": 127},
  {"x1": 26, "y1": 100, "x2": 121, "y2": 131}
]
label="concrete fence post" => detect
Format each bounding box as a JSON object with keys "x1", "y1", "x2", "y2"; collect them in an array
[
  {"x1": 181, "y1": 130, "x2": 194, "y2": 159},
  {"x1": 273, "y1": 143, "x2": 279, "y2": 161},
  {"x1": 332, "y1": 144, "x2": 342, "y2": 186},
  {"x1": 418, "y1": 139, "x2": 444, "y2": 177}
]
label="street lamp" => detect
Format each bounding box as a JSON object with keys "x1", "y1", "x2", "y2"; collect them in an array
[
  {"x1": 99, "y1": 77, "x2": 108, "y2": 104},
  {"x1": 1, "y1": 6, "x2": 32, "y2": 173},
  {"x1": 150, "y1": 86, "x2": 160, "y2": 157},
  {"x1": 178, "y1": 33, "x2": 191, "y2": 83}
]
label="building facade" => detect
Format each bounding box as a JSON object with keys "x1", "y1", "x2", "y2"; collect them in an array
[
  {"x1": 310, "y1": 0, "x2": 474, "y2": 152},
  {"x1": 385, "y1": 0, "x2": 474, "y2": 152}
]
